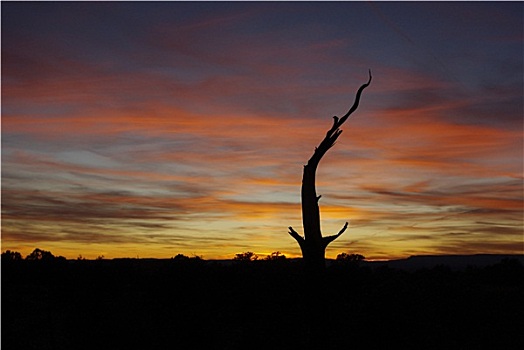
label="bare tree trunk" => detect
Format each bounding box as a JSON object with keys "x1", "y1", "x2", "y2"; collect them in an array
[{"x1": 289, "y1": 71, "x2": 372, "y2": 275}]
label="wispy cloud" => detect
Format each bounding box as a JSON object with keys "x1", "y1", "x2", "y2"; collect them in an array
[{"x1": 2, "y1": 2, "x2": 522, "y2": 259}]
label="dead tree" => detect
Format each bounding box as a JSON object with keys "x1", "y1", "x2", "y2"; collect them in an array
[{"x1": 288, "y1": 70, "x2": 372, "y2": 275}]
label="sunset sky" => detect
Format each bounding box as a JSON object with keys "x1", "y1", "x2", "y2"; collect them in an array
[{"x1": 2, "y1": 1, "x2": 523, "y2": 260}]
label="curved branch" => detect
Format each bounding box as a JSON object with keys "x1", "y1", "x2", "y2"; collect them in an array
[
  {"x1": 322, "y1": 221, "x2": 349, "y2": 247},
  {"x1": 337, "y1": 69, "x2": 372, "y2": 126},
  {"x1": 307, "y1": 70, "x2": 372, "y2": 169}
]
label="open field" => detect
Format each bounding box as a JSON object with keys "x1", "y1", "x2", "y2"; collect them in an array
[{"x1": 3, "y1": 256, "x2": 523, "y2": 349}]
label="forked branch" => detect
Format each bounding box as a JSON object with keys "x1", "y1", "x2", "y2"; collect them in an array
[{"x1": 288, "y1": 226, "x2": 304, "y2": 244}]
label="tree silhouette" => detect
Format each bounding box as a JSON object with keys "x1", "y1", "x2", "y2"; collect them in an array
[
  {"x1": 265, "y1": 251, "x2": 287, "y2": 261},
  {"x1": 25, "y1": 248, "x2": 56, "y2": 261},
  {"x1": 1, "y1": 250, "x2": 23, "y2": 261},
  {"x1": 172, "y1": 253, "x2": 191, "y2": 261},
  {"x1": 336, "y1": 252, "x2": 365, "y2": 262},
  {"x1": 233, "y1": 251, "x2": 258, "y2": 262},
  {"x1": 288, "y1": 71, "x2": 372, "y2": 275}
]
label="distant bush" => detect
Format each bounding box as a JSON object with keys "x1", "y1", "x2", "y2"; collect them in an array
[
  {"x1": 336, "y1": 253, "x2": 365, "y2": 261},
  {"x1": 233, "y1": 251, "x2": 258, "y2": 262},
  {"x1": 1, "y1": 250, "x2": 23, "y2": 261},
  {"x1": 265, "y1": 251, "x2": 287, "y2": 261},
  {"x1": 173, "y1": 254, "x2": 190, "y2": 261},
  {"x1": 24, "y1": 248, "x2": 66, "y2": 262},
  {"x1": 26, "y1": 248, "x2": 54, "y2": 261},
  {"x1": 335, "y1": 253, "x2": 365, "y2": 267},
  {"x1": 173, "y1": 253, "x2": 203, "y2": 260}
]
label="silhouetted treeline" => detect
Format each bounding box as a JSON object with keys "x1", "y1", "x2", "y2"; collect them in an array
[
  {"x1": 2, "y1": 248, "x2": 67, "y2": 262},
  {"x1": 3, "y1": 255, "x2": 523, "y2": 349}
]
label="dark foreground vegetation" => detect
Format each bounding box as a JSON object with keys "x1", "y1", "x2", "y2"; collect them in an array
[{"x1": 3, "y1": 254, "x2": 524, "y2": 349}]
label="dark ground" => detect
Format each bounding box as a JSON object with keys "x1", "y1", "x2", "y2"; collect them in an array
[{"x1": 3, "y1": 257, "x2": 523, "y2": 349}]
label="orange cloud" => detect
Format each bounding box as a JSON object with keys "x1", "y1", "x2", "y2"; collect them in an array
[{"x1": 3, "y1": 4, "x2": 521, "y2": 261}]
